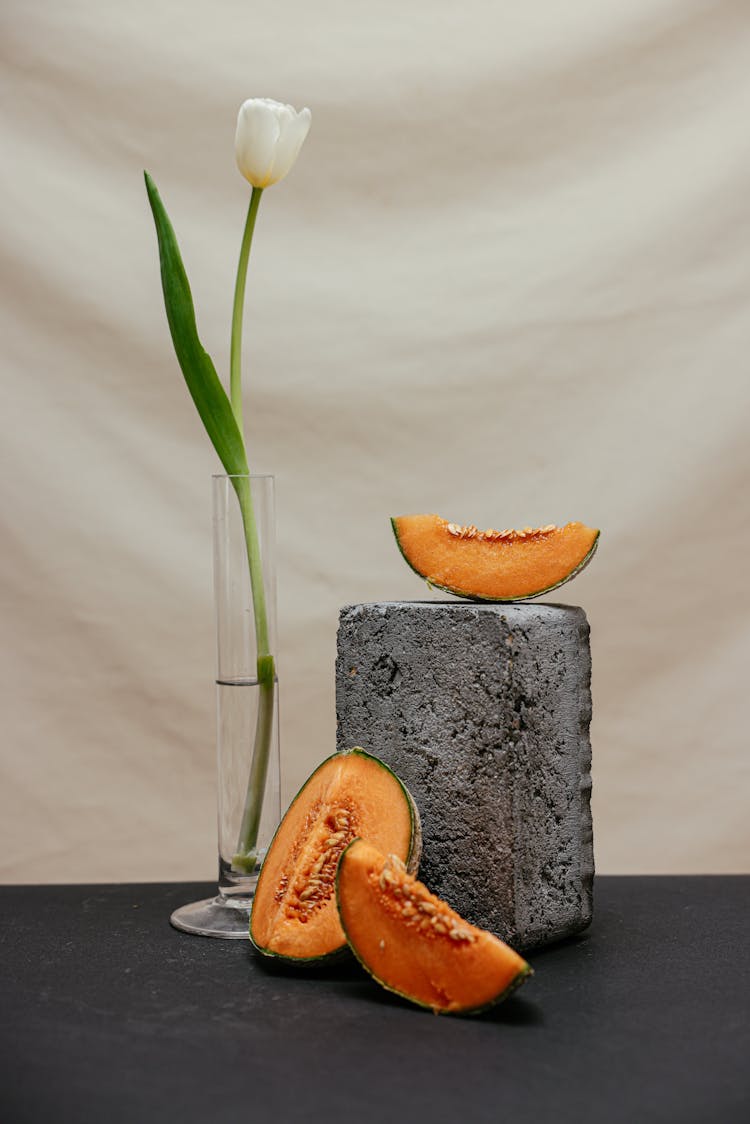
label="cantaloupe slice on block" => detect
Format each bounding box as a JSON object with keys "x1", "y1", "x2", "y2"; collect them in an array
[
  {"x1": 336, "y1": 840, "x2": 532, "y2": 1015},
  {"x1": 250, "y1": 750, "x2": 421, "y2": 963},
  {"x1": 391, "y1": 514, "x2": 599, "y2": 601}
]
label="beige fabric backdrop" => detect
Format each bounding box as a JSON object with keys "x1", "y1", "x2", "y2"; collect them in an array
[{"x1": 1, "y1": 0, "x2": 748, "y2": 881}]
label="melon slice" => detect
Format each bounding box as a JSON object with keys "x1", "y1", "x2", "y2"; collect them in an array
[
  {"x1": 337, "y1": 840, "x2": 532, "y2": 1015},
  {"x1": 391, "y1": 514, "x2": 599, "y2": 601},
  {"x1": 250, "y1": 749, "x2": 421, "y2": 963}
]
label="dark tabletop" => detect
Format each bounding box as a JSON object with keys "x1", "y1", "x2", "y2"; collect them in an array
[{"x1": 1, "y1": 877, "x2": 748, "y2": 1124}]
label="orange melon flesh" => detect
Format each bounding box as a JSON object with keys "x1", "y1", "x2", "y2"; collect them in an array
[
  {"x1": 337, "y1": 839, "x2": 532, "y2": 1015},
  {"x1": 392, "y1": 514, "x2": 599, "y2": 601},
  {"x1": 250, "y1": 750, "x2": 420, "y2": 962}
]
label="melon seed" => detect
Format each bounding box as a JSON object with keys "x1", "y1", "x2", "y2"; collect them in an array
[{"x1": 448, "y1": 927, "x2": 476, "y2": 942}]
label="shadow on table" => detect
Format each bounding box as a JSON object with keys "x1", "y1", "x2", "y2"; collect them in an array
[
  {"x1": 249, "y1": 946, "x2": 365, "y2": 981},
  {"x1": 336, "y1": 978, "x2": 545, "y2": 1025},
  {"x1": 522, "y1": 929, "x2": 591, "y2": 961},
  {"x1": 252, "y1": 945, "x2": 544, "y2": 1025}
]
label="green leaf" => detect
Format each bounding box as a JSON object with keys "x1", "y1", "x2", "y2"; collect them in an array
[{"x1": 144, "y1": 171, "x2": 249, "y2": 477}]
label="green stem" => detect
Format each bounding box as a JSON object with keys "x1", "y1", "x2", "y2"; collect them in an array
[
  {"x1": 234, "y1": 476, "x2": 271, "y2": 662},
  {"x1": 232, "y1": 672, "x2": 276, "y2": 873},
  {"x1": 229, "y1": 469, "x2": 277, "y2": 873},
  {"x1": 230, "y1": 187, "x2": 263, "y2": 430},
  {"x1": 227, "y1": 186, "x2": 275, "y2": 871}
]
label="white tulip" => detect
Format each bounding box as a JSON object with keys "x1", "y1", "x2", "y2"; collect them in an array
[{"x1": 235, "y1": 98, "x2": 311, "y2": 189}]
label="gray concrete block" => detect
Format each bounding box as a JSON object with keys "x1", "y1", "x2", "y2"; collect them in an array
[{"x1": 335, "y1": 601, "x2": 594, "y2": 951}]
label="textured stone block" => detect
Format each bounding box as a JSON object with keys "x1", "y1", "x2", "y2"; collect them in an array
[{"x1": 336, "y1": 601, "x2": 593, "y2": 950}]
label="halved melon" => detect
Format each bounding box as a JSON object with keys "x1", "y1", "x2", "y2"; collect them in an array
[
  {"x1": 392, "y1": 514, "x2": 599, "y2": 601},
  {"x1": 250, "y1": 749, "x2": 421, "y2": 963},
  {"x1": 337, "y1": 840, "x2": 532, "y2": 1015}
]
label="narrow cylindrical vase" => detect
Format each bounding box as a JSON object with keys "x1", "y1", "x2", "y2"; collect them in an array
[{"x1": 170, "y1": 474, "x2": 281, "y2": 938}]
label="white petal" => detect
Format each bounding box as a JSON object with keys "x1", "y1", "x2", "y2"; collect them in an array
[
  {"x1": 235, "y1": 100, "x2": 281, "y2": 188},
  {"x1": 265, "y1": 107, "x2": 312, "y2": 185}
]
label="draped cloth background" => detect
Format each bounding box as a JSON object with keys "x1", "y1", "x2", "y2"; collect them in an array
[{"x1": 2, "y1": 0, "x2": 748, "y2": 881}]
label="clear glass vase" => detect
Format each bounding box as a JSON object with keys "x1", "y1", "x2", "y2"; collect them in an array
[{"x1": 170, "y1": 474, "x2": 281, "y2": 938}]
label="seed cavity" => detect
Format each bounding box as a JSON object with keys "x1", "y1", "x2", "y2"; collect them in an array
[
  {"x1": 280, "y1": 805, "x2": 355, "y2": 920},
  {"x1": 443, "y1": 520, "x2": 558, "y2": 543},
  {"x1": 374, "y1": 854, "x2": 479, "y2": 944}
]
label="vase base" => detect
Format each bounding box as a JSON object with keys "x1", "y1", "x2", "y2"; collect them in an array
[{"x1": 170, "y1": 894, "x2": 254, "y2": 939}]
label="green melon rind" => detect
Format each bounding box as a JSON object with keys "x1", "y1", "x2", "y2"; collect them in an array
[
  {"x1": 391, "y1": 517, "x2": 599, "y2": 602},
  {"x1": 249, "y1": 748, "x2": 422, "y2": 963},
  {"x1": 335, "y1": 838, "x2": 533, "y2": 1016}
]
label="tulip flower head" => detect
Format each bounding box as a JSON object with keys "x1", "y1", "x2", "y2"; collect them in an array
[{"x1": 235, "y1": 98, "x2": 311, "y2": 189}]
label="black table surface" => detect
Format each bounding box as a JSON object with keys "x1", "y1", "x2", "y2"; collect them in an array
[{"x1": 1, "y1": 877, "x2": 748, "y2": 1124}]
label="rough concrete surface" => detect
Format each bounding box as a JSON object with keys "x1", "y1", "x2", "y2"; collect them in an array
[{"x1": 335, "y1": 601, "x2": 594, "y2": 950}]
